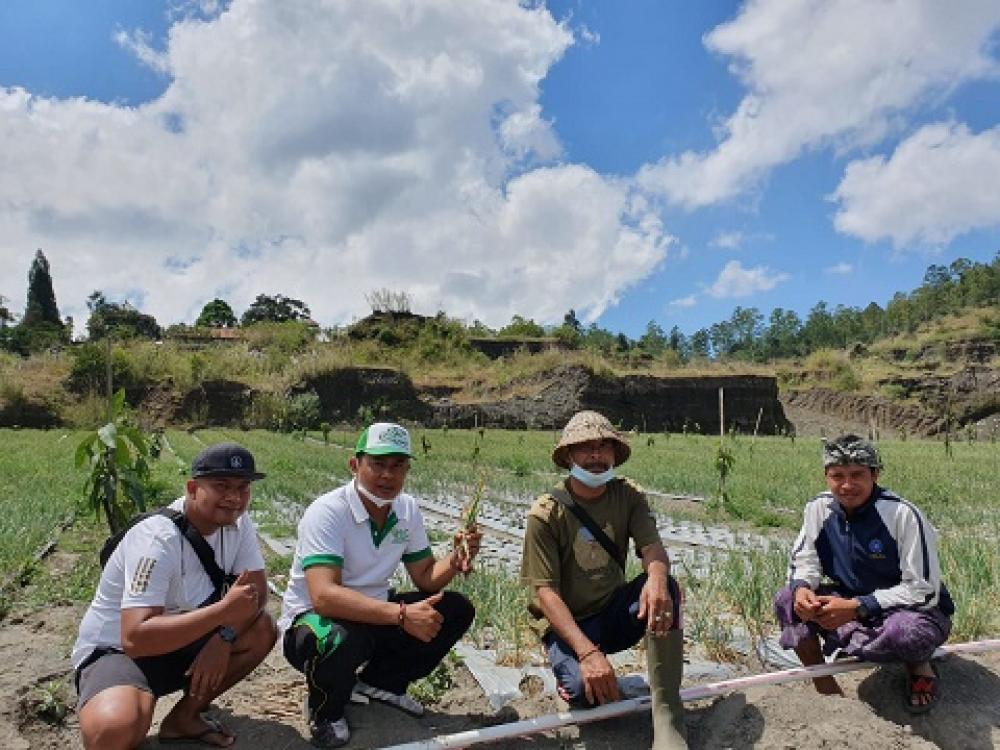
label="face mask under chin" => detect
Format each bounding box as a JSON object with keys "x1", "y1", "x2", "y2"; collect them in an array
[
  {"x1": 569, "y1": 463, "x2": 615, "y2": 489},
  {"x1": 354, "y1": 479, "x2": 397, "y2": 508}
]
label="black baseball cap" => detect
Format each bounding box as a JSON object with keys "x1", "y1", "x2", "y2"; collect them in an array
[{"x1": 191, "y1": 442, "x2": 266, "y2": 481}]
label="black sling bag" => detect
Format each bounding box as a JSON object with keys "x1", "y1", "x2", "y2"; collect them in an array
[{"x1": 100, "y1": 507, "x2": 228, "y2": 598}]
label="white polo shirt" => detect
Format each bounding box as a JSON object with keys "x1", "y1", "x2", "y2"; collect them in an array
[
  {"x1": 278, "y1": 481, "x2": 432, "y2": 635},
  {"x1": 71, "y1": 496, "x2": 265, "y2": 669}
]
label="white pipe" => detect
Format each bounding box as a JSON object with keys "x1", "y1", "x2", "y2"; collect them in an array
[{"x1": 377, "y1": 639, "x2": 1000, "y2": 750}]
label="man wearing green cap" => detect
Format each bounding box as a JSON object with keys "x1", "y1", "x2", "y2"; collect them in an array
[
  {"x1": 774, "y1": 434, "x2": 953, "y2": 714},
  {"x1": 279, "y1": 422, "x2": 482, "y2": 748}
]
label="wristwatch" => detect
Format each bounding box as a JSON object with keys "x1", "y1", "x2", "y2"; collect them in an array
[
  {"x1": 855, "y1": 601, "x2": 870, "y2": 621},
  {"x1": 218, "y1": 625, "x2": 237, "y2": 644}
]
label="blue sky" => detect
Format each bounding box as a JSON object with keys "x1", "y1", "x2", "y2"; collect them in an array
[{"x1": 1, "y1": 1, "x2": 999, "y2": 338}]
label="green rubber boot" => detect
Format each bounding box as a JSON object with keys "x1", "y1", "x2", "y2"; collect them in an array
[{"x1": 646, "y1": 630, "x2": 688, "y2": 749}]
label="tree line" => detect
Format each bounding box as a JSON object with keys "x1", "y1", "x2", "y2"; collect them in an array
[{"x1": 3, "y1": 248, "x2": 999, "y2": 361}]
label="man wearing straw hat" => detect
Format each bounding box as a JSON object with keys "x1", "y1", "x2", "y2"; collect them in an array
[
  {"x1": 521, "y1": 410, "x2": 687, "y2": 749},
  {"x1": 774, "y1": 434, "x2": 953, "y2": 713}
]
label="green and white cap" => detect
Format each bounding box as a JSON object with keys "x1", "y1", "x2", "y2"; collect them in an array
[{"x1": 355, "y1": 422, "x2": 413, "y2": 457}]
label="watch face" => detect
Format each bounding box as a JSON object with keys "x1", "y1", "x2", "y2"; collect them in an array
[{"x1": 219, "y1": 626, "x2": 237, "y2": 643}]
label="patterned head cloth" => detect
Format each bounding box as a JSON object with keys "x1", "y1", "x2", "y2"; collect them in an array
[
  {"x1": 822, "y1": 434, "x2": 882, "y2": 470},
  {"x1": 551, "y1": 410, "x2": 631, "y2": 469}
]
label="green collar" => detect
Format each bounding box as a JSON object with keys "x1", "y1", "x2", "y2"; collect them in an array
[{"x1": 369, "y1": 511, "x2": 398, "y2": 547}]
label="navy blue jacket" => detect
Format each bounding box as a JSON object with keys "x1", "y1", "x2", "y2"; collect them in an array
[{"x1": 787, "y1": 485, "x2": 953, "y2": 619}]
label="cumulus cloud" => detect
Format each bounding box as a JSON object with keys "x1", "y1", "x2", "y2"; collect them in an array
[
  {"x1": 832, "y1": 122, "x2": 1000, "y2": 246},
  {"x1": 637, "y1": 0, "x2": 1000, "y2": 209},
  {"x1": 825, "y1": 262, "x2": 854, "y2": 275},
  {"x1": 706, "y1": 260, "x2": 789, "y2": 298},
  {"x1": 0, "y1": 0, "x2": 672, "y2": 330}
]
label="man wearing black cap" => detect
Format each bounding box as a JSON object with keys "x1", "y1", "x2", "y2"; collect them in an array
[{"x1": 72, "y1": 443, "x2": 276, "y2": 749}]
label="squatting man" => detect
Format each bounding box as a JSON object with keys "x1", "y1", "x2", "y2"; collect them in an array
[
  {"x1": 72, "y1": 443, "x2": 275, "y2": 749},
  {"x1": 279, "y1": 422, "x2": 482, "y2": 748},
  {"x1": 521, "y1": 410, "x2": 688, "y2": 750}
]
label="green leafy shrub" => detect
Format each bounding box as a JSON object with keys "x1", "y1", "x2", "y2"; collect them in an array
[
  {"x1": 66, "y1": 343, "x2": 138, "y2": 395},
  {"x1": 75, "y1": 389, "x2": 153, "y2": 533},
  {"x1": 287, "y1": 390, "x2": 322, "y2": 433}
]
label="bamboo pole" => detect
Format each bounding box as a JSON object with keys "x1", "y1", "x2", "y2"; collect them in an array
[{"x1": 377, "y1": 640, "x2": 1000, "y2": 750}]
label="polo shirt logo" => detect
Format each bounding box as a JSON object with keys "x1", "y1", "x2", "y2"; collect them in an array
[
  {"x1": 868, "y1": 537, "x2": 886, "y2": 559},
  {"x1": 390, "y1": 527, "x2": 410, "y2": 544}
]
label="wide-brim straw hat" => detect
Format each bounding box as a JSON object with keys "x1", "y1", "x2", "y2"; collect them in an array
[{"x1": 552, "y1": 410, "x2": 631, "y2": 469}]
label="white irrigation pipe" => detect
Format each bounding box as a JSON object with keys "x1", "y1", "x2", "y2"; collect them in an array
[{"x1": 377, "y1": 639, "x2": 1000, "y2": 750}]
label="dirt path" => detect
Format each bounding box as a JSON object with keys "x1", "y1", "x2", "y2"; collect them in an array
[{"x1": 2, "y1": 601, "x2": 998, "y2": 750}]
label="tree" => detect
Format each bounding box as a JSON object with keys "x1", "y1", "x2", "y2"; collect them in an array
[
  {"x1": 581, "y1": 323, "x2": 616, "y2": 354},
  {"x1": 667, "y1": 326, "x2": 689, "y2": 360},
  {"x1": 75, "y1": 389, "x2": 153, "y2": 534},
  {"x1": 241, "y1": 293, "x2": 312, "y2": 325},
  {"x1": 689, "y1": 329, "x2": 710, "y2": 358},
  {"x1": 195, "y1": 298, "x2": 238, "y2": 328},
  {"x1": 86, "y1": 291, "x2": 162, "y2": 340},
  {"x1": 762, "y1": 308, "x2": 803, "y2": 360},
  {"x1": 22, "y1": 249, "x2": 62, "y2": 328},
  {"x1": 365, "y1": 288, "x2": 411, "y2": 314},
  {"x1": 637, "y1": 320, "x2": 667, "y2": 356},
  {"x1": 496, "y1": 314, "x2": 545, "y2": 338},
  {"x1": 562, "y1": 309, "x2": 583, "y2": 334}
]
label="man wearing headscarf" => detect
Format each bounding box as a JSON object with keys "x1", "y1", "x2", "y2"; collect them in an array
[{"x1": 774, "y1": 434, "x2": 953, "y2": 713}]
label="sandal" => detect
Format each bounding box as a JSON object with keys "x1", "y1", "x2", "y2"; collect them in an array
[
  {"x1": 904, "y1": 670, "x2": 939, "y2": 715},
  {"x1": 158, "y1": 717, "x2": 235, "y2": 747}
]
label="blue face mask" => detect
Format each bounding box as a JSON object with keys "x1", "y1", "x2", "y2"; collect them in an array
[{"x1": 569, "y1": 463, "x2": 615, "y2": 488}]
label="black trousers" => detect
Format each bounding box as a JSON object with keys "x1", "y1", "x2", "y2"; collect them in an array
[{"x1": 284, "y1": 590, "x2": 474, "y2": 721}]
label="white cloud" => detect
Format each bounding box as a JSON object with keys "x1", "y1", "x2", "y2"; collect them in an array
[
  {"x1": 710, "y1": 230, "x2": 743, "y2": 249},
  {"x1": 824, "y1": 262, "x2": 854, "y2": 275},
  {"x1": 832, "y1": 122, "x2": 1000, "y2": 246},
  {"x1": 0, "y1": 0, "x2": 673, "y2": 330},
  {"x1": 113, "y1": 29, "x2": 171, "y2": 75},
  {"x1": 670, "y1": 294, "x2": 697, "y2": 308},
  {"x1": 706, "y1": 260, "x2": 789, "y2": 299},
  {"x1": 637, "y1": 1, "x2": 1000, "y2": 208}
]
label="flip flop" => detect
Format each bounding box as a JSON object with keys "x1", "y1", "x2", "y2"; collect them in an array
[
  {"x1": 904, "y1": 670, "x2": 939, "y2": 715},
  {"x1": 158, "y1": 717, "x2": 235, "y2": 747}
]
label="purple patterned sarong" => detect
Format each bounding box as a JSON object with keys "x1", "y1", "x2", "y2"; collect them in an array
[{"x1": 773, "y1": 585, "x2": 951, "y2": 663}]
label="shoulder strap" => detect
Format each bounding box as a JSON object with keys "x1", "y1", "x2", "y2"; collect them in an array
[
  {"x1": 160, "y1": 508, "x2": 226, "y2": 596},
  {"x1": 550, "y1": 488, "x2": 625, "y2": 572}
]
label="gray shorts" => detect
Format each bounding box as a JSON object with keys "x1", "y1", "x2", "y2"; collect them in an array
[
  {"x1": 75, "y1": 651, "x2": 154, "y2": 709},
  {"x1": 75, "y1": 634, "x2": 210, "y2": 709}
]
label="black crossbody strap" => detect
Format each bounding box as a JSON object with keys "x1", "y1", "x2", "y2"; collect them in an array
[
  {"x1": 550, "y1": 488, "x2": 625, "y2": 572},
  {"x1": 159, "y1": 508, "x2": 226, "y2": 596}
]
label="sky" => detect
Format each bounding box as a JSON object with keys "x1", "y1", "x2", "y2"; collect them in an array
[{"x1": 1, "y1": 0, "x2": 999, "y2": 338}]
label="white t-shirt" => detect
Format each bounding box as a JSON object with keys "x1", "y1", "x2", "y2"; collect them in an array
[
  {"x1": 71, "y1": 496, "x2": 265, "y2": 669},
  {"x1": 278, "y1": 481, "x2": 432, "y2": 635}
]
